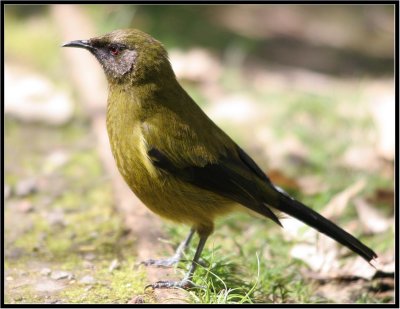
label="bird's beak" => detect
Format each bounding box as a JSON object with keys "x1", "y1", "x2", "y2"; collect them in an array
[{"x1": 62, "y1": 39, "x2": 93, "y2": 50}]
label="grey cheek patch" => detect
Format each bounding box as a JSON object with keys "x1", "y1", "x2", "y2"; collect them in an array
[
  {"x1": 94, "y1": 49, "x2": 137, "y2": 80},
  {"x1": 116, "y1": 49, "x2": 137, "y2": 76}
]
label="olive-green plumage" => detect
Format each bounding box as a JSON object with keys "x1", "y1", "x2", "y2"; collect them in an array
[{"x1": 63, "y1": 29, "x2": 377, "y2": 289}]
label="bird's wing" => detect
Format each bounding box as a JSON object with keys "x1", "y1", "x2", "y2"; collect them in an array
[{"x1": 142, "y1": 120, "x2": 282, "y2": 226}]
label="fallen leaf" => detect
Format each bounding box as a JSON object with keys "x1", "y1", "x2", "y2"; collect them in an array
[
  {"x1": 322, "y1": 179, "x2": 366, "y2": 219},
  {"x1": 340, "y1": 146, "x2": 380, "y2": 172},
  {"x1": 268, "y1": 169, "x2": 300, "y2": 191},
  {"x1": 16, "y1": 200, "x2": 34, "y2": 213},
  {"x1": 354, "y1": 197, "x2": 390, "y2": 234}
]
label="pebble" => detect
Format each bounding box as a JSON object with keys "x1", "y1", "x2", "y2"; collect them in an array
[
  {"x1": 35, "y1": 280, "x2": 65, "y2": 292},
  {"x1": 84, "y1": 253, "x2": 96, "y2": 261},
  {"x1": 15, "y1": 178, "x2": 37, "y2": 197},
  {"x1": 50, "y1": 270, "x2": 72, "y2": 280},
  {"x1": 46, "y1": 209, "x2": 66, "y2": 227},
  {"x1": 40, "y1": 268, "x2": 52, "y2": 277},
  {"x1": 79, "y1": 275, "x2": 96, "y2": 285},
  {"x1": 129, "y1": 296, "x2": 145, "y2": 304},
  {"x1": 16, "y1": 200, "x2": 34, "y2": 213},
  {"x1": 89, "y1": 231, "x2": 99, "y2": 239}
]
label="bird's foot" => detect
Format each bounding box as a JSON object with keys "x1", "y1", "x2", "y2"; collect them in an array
[
  {"x1": 145, "y1": 279, "x2": 203, "y2": 290},
  {"x1": 140, "y1": 257, "x2": 180, "y2": 268}
]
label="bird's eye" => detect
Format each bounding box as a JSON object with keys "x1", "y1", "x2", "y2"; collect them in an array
[{"x1": 109, "y1": 46, "x2": 120, "y2": 56}]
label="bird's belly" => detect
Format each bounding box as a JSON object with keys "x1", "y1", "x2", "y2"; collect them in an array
[
  {"x1": 107, "y1": 125, "x2": 236, "y2": 227},
  {"x1": 135, "y1": 177, "x2": 237, "y2": 226}
]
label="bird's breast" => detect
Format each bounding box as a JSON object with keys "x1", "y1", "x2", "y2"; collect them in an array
[{"x1": 106, "y1": 106, "x2": 156, "y2": 192}]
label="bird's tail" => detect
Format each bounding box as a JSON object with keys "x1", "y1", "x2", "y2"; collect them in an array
[{"x1": 273, "y1": 191, "x2": 377, "y2": 263}]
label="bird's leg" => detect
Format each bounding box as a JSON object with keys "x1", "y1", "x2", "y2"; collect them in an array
[
  {"x1": 141, "y1": 228, "x2": 195, "y2": 268},
  {"x1": 146, "y1": 233, "x2": 208, "y2": 289}
]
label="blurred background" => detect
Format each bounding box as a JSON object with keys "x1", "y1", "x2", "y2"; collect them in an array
[{"x1": 4, "y1": 4, "x2": 395, "y2": 304}]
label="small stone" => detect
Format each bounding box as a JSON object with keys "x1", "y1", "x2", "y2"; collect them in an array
[
  {"x1": 6, "y1": 276, "x2": 14, "y2": 281},
  {"x1": 51, "y1": 270, "x2": 72, "y2": 280},
  {"x1": 129, "y1": 296, "x2": 145, "y2": 304},
  {"x1": 108, "y1": 259, "x2": 120, "y2": 272},
  {"x1": 40, "y1": 268, "x2": 52, "y2": 276},
  {"x1": 46, "y1": 209, "x2": 66, "y2": 227},
  {"x1": 84, "y1": 253, "x2": 96, "y2": 261},
  {"x1": 15, "y1": 178, "x2": 37, "y2": 197},
  {"x1": 79, "y1": 275, "x2": 96, "y2": 285},
  {"x1": 89, "y1": 231, "x2": 98, "y2": 239},
  {"x1": 35, "y1": 280, "x2": 65, "y2": 292},
  {"x1": 16, "y1": 200, "x2": 34, "y2": 213}
]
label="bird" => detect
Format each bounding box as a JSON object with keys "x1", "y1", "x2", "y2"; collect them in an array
[{"x1": 62, "y1": 29, "x2": 377, "y2": 289}]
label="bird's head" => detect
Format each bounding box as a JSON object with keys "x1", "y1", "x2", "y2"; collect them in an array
[{"x1": 62, "y1": 29, "x2": 174, "y2": 84}]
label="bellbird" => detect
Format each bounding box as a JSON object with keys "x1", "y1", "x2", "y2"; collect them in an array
[{"x1": 63, "y1": 29, "x2": 377, "y2": 289}]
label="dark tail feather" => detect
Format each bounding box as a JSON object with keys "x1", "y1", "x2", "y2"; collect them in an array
[{"x1": 274, "y1": 192, "x2": 377, "y2": 263}]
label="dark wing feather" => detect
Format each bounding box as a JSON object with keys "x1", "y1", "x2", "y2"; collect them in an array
[
  {"x1": 236, "y1": 146, "x2": 272, "y2": 183},
  {"x1": 147, "y1": 147, "x2": 282, "y2": 226}
]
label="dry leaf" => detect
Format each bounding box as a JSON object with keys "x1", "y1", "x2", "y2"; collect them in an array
[
  {"x1": 354, "y1": 197, "x2": 390, "y2": 234},
  {"x1": 340, "y1": 147, "x2": 380, "y2": 172},
  {"x1": 322, "y1": 179, "x2": 366, "y2": 219},
  {"x1": 268, "y1": 169, "x2": 300, "y2": 191}
]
